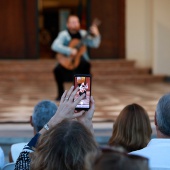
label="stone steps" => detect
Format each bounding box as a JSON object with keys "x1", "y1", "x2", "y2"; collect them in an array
[
  {"x1": 92, "y1": 68, "x2": 150, "y2": 75},
  {"x1": 94, "y1": 75, "x2": 164, "y2": 83},
  {"x1": 0, "y1": 59, "x2": 165, "y2": 82},
  {"x1": 0, "y1": 73, "x2": 164, "y2": 82}
]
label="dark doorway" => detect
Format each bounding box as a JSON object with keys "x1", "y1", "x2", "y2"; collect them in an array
[{"x1": 38, "y1": 0, "x2": 88, "y2": 59}]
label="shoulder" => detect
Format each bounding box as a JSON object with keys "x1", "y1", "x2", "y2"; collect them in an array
[
  {"x1": 15, "y1": 150, "x2": 31, "y2": 170},
  {"x1": 130, "y1": 139, "x2": 159, "y2": 157},
  {"x1": 58, "y1": 30, "x2": 70, "y2": 36}
]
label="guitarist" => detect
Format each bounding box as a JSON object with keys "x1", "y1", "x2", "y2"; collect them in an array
[{"x1": 51, "y1": 15, "x2": 101, "y2": 101}]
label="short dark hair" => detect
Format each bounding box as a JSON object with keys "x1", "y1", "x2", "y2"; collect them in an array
[{"x1": 32, "y1": 100, "x2": 57, "y2": 132}]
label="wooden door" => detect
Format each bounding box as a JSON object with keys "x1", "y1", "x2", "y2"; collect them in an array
[
  {"x1": 90, "y1": 0, "x2": 125, "y2": 59},
  {"x1": 0, "y1": 0, "x2": 38, "y2": 59}
]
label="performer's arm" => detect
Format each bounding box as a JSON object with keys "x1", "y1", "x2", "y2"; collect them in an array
[
  {"x1": 51, "y1": 31, "x2": 74, "y2": 56},
  {"x1": 81, "y1": 26, "x2": 101, "y2": 48}
]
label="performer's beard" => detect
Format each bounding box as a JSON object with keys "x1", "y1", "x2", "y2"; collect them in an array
[{"x1": 69, "y1": 26, "x2": 80, "y2": 33}]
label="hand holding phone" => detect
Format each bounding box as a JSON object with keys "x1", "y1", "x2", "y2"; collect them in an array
[{"x1": 74, "y1": 74, "x2": 91, "y2": 110}]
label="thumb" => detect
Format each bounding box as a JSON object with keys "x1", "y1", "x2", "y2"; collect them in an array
[{"x1": 73, "y1": 110, "x2": 85, "y2": 118}]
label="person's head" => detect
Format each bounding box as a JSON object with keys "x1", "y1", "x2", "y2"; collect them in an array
[
  {"x1": 109, "y1": 103, "x2": 152, "y2": 152},
  {"x1": 155, "y1": 93, "x2": 170, "y2": 138},
  {"x1": 31, "y1": 100, "x2": 57, "y2": 134},
  {"x1": 67, "y1": 15, "x2": 80, "y2": 33},
  {"x1": 30, "y1": 119, "x2": 98, "y2": 170},
  {"x1": 84, "y1": 146, "x2": 149, "y2": 170}
]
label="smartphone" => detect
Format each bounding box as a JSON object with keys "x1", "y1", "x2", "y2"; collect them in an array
[{"x1": 74, "y1": 74, "x2": 91, "y2": 110}]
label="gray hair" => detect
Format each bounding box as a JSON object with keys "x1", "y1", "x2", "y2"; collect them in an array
[
  {"x1": 32, "y1": 100, "x2": 57, "y2": 132},
  {"x1": 156, "y1": 93, "x2": 170, "y2": 136}
]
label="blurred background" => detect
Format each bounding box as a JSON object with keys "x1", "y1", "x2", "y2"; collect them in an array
[{"x1": 0, "y1": 0, "x2": 170, "y2": 164}]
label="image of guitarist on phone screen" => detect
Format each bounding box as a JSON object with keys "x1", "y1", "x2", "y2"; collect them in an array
[{"x1": 51, "y1": 15, "x2": 101, "y2": 101}]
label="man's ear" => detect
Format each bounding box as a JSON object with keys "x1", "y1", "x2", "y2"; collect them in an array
[
  {"x1": 154, "y1": 112, "x2": 158, "y2": 126},
  {"x1": 30, "y1": 116, "x2": 33, "y2": 127}
]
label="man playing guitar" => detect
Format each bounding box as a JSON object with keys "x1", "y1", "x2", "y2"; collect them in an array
[{"x1": 51, "y1": 15, "x2": 101, "y2": 101}]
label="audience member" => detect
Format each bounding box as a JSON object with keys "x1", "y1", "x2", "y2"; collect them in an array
[
  {"x1": 9, "y1": 100, "x2": 57, "y2": 162},
  {"x1": 30, "y1": 119, "x2": 97, "y2": 170},
  {"x1": 0, "y1": 146, "x2": 5, "y2": 169},
  {"x1": 14, "y1": 86, "x2": 97, "y2": 170},
  {"x1": 84, "y1": 145, "x2": 149, "y2": 170},
  {"x1": 31, "y1": 100, "x2": 58, "y2": 133},
  {"x1": 131, "y1": 93, "x2": 170, "y2": 169},
  {"x1": 109, "y1": 103, "x2": 152, "y2": 152}
]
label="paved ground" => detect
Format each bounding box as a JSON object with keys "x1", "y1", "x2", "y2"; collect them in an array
[
  {"x1": 0, "y1": 80, "x2": 170, "y2": 163},
  {"x1": 0, "y1": 81, "x2": 170, "y2": 123}
]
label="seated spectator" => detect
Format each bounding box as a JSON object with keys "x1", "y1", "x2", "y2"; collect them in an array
[
  {"x1": 14, "y1": 86, "x2": 97, "y2": 170},
  {"x1": 9, "y1": 100, "x2": 58, "y2": 162},
  {"x1": 131, "y1": 93, "x2": 170, "y2": 169},
  {"x1": 0, "y1": 146, "x2": 5, "y2": 169},
  {"x1": 30, "y1": 119, "x2": 97, "y2": 170},
  {"x1": 84, "y1": 145, "x2": 149, "y2": 170},
  {"x1": 31, "y1": 99, "x2": 58, "y2": 133},
  {"x1": 109, "y1": 103, "x2": 152, "y2": 152}
]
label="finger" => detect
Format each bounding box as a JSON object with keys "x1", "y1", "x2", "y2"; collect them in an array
[
  {"x1": 72, "y1": 110, "x2": 85, "y2": 118},
  {"x1": 90, "y1": 96, "x2": 95, "y2": 111},
  {"x1": 64, "y1": 86, "x2": 74, "y2": 101},
  {"x1": 74, "y1": 110, "x2": 78, "y2": 113},
  {"x1": 91, "y1": 96, "x2": 95, "y2": 104},
  {"x1": 74, "y1": 110, "x2": 83, "y2": 113},
  {"x1": 69, "y1": 86, "x2": 80, "y2": 101},
  {"x1": 60, "y1": 90, "x2": 67, "y2": 103},
  {"x1": 74, "y1": 93, "x2": 86, "y2": 106}
]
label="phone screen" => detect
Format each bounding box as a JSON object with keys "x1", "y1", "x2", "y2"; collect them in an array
[{"x1": 74, "y1": 74, "x2": 91, "y2": 110}]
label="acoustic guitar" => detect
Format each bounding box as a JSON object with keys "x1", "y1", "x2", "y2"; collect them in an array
[{"x1": 56, "y1": 19, "x2": 101, "y2": 70}]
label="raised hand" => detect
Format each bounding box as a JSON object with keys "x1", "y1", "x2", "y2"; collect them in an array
[
  {"x1": 90, "y1": 25, "x2": 100, "y2": 37},
  {"x1": 48, "y1": 86, "x2": 86, "y2": 128}
]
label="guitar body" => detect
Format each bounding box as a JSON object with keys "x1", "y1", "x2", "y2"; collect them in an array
[{"x1": 56, "y1": 39, "x2": 87, "y2": 70}]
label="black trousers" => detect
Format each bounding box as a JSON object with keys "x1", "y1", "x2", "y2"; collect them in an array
[{"x1": 53, "y1": 58, "x2": 91, "y2": 98}]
